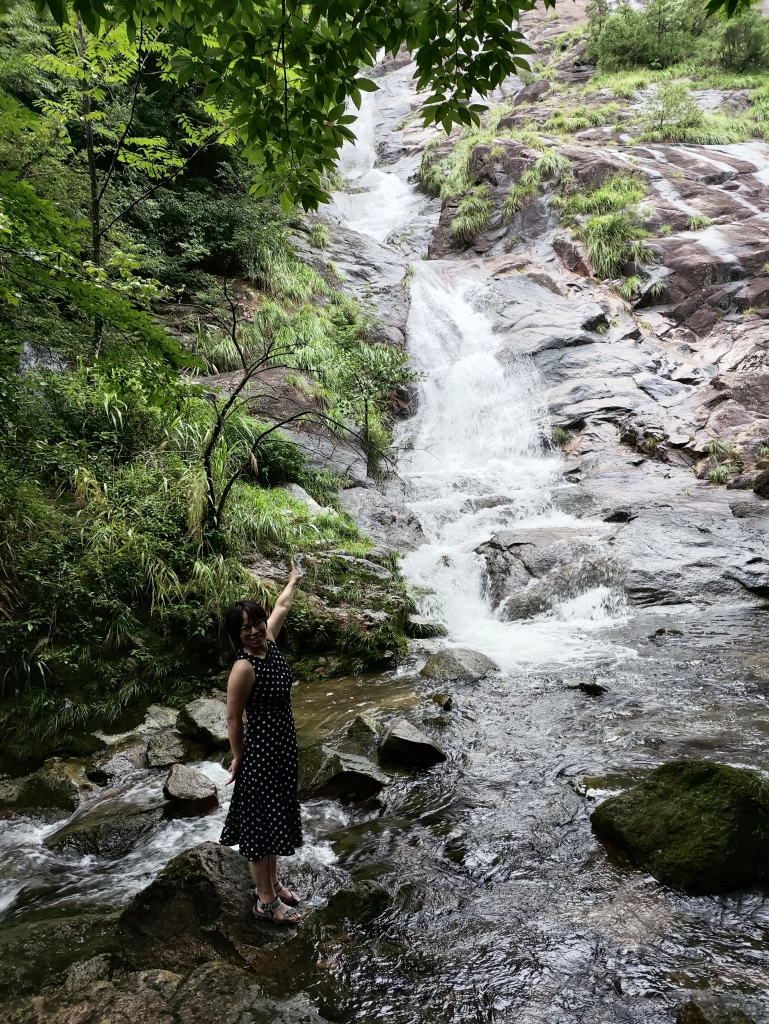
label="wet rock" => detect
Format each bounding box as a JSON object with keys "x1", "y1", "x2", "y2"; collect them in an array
[
  {"x1": 298, "y1": 744, "x2": 388, "y2": 801},
  {"x1": 177, "y1": 698, "x2": 230, "y2": 751},
  {"x1": 753, "y1": 467, "x2": 769, "y2": 499},
  {"x1": 501, "y1": 556, "x2": 622, "y2": 621},
  {"x1": 513, "y1": 78, "x2": 551, "y2": 105},
  {"x1": 117, "y1": 842, "x2": 296, "y2": 973},
  {"x1": 4, "y1": 958, "x2": 325, "y2": 1024},
  {"x1": 346, "y1": 712, "x2": 380, "y2": 742},
  {"x1": 677, "y1": 994, "x2": 757, "y2": 1024},
  {"x1": 147, "y1": 728, "x2": 204, "y2": 768},
  {"x1": 172, "y1": 962, "x2": 325, "y2": 1024},
  {"x1": 163, "y1": 763, "x2": 219, "y2": 817},
  {"x1": 142, "y1": 704, "x2": 178, "y2": 731},
  {"x1": 338, "y1": 486, "x2": 425, "y2": 550},
  {"x1": 430, "y1": 692, "x2": 453, "y2": 710},
  {"x1": 0, "y1": 776, "x2": 23, "y2": 808},
  {"x1": 16, "y1": 759, "x2": 97, "y2": 812},
  {"x1": 567, "y1": 680, "x2": 608, "y2": 696},
  {"x1": 730, "y1": 500, "x2": 769, "y2": 519},
  {"x1": 0, "y1": 909, "x2": 119, "y2": 1000},
  {"x1": 323, "y1": 879, "x2": 391, "y2": 927},
  {"x1": 420, "y1": 648, "x2": 499, "y2": 683},
  {"x1": 726, "y1": 474, "x2": 757, "y2": 490},
  {"x1": 379, "y1": 719, "x2": 447, "y2": 768},
  {"x1": 590, "y1": 760, "x2": 769, "y2": 893},
  {"x1": 86, "y1": 741, "x2": 149, "y2": 785},
  {"x1": 46, "y1": 804, "x2": 163, "y2": 858}
]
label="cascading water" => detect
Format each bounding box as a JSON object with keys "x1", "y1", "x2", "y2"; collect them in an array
[{"x1": 331, "y1": 76, "x2": 630, "y2": 669}]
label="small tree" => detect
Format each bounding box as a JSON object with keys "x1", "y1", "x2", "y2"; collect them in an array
[{"x1": 36, "y1": 16, "x2": 231, "y2": 354}]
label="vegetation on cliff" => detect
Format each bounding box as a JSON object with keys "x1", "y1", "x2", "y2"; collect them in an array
[{"x1": 0, "y1": 1, "x2": 415, "y2": 773}]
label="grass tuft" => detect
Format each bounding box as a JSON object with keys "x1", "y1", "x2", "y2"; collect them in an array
[{"x1": 451, "y1": 186, "x2": 493, "y2": 242}]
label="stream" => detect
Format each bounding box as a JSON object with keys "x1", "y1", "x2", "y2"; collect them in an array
[{"x1": 2, "y1": 58, "x2": 769, "y2": 1024}]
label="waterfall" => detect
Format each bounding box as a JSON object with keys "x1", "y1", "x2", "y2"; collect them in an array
[{"x1": 331, "y1": 72, "x2": 630, "y2": 669}]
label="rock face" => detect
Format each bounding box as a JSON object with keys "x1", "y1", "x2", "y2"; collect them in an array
[
  {"x1": 590, "y1": 760, "x2": 769, "y2": 893},
  {"x1": 117, "y1": 842, "x2": 296, "y2": 973},
  {"x1": 298, "y1": 744, "x2": 388, "y2": 801},
  {"x1": 177, "y1": 698, "x2": 230, "y2": 751},
  {"x1": 16, "y1": 759, "x2": 96, "y2": 812},
  {"x1": 337, "y1": 486, "x2": 425, "y2": 550},
  {"x1": 420, "y1": 648, "x2": 499, "y2": 684},
  {"x1": 163, "y1": 763, "x2": 219, "y2": 817},
  {"x1": 379, "y1": 719, "x2": 447, "y2": 768}
]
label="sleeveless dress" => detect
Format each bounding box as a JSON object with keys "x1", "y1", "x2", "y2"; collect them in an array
[{"x1": 219, "y1": 640, "x2": 303, "y2": 861}]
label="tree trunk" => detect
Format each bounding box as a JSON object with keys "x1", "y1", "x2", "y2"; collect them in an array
[{"x1": 77, "y1": 15, "x2": 103, "y2": 357}]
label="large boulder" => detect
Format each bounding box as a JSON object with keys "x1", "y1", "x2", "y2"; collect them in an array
[
  {"x1": 337, "y1": 486, "x2": 425, "y2": 551},
  {"x1": 117, "y1": 842, "x2": 296, "y2": 973},
  {"x1": 147, "y1": 729, "x2": 204, "y2": 768},
  {"x1": 379, "y1": 719, "x2": 447, "y2": 769},
  {"x1": 420, "y1": 648, "x2": 499, "y2": 684},
  {"x1": 45, "y1": 803, "x2": 163, "y2": 858},
  {"x1": 163, "y1": 763, "x2": 219, "y2": 817},
  {"x1": 86, "y1": 741, "x2": 149, "y2": 785},
  {"x1": 16, "y1": 759, "x2": 97, "y2": 812},
  {"x1": 298, "y1": 745, "x2": 388, "y2": 801},
  {"x1": 177, "y1": 699, "x2": 230, "y2": 751},
  {"x1": 590, "y1": 760, "x2": 769, "y2": 893}
]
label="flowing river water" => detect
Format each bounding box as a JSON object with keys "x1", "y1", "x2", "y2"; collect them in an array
[{"x1": 2, "y1": 59, "x2": 769, "y2": 1024}]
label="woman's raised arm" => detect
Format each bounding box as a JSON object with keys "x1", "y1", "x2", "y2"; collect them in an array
[{"x1": 266, "y1": 562, "x2": 302, "y2": 640}]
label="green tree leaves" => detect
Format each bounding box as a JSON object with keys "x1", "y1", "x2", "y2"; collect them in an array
[{"x1": 29, "y1": 0, "x2": 542, "y2": 208}]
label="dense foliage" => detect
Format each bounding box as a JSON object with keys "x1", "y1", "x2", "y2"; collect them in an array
[
  {"x1": 26, "y1": 0, "x2": 540, "y2": 209},
  {"x1": 587, "y1": 0, "x2": 769, "y2": 73},
  {"x1": 0, "y1": 1, "x2": 411, "y2": 773}
]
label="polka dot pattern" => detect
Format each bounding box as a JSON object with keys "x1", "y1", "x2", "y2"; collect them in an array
[{"x1": 219, "y1": 640, "x2": 303, "y2": 862}]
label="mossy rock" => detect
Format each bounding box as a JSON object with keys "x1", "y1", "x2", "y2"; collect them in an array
[
  {"x1": 322, "y1": 879, "x2": 391, "y2": 928},
  {"x1": 0, "y1": 908, "x2": 119, "y2": 1000},
  {"x1": 16, "y1": 759, "x2": 97, "y2": 812},
  {"x1": 590, "y1": 759, "x2": 769, "y2": 894}
]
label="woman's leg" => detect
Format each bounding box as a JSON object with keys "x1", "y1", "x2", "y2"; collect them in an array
[
  {"x1": 270, "y1": 855, "x2": 298, "y2": 904},
  {"x1": 250, "y1": 856, "x2": 300, "y2": 922},
  {"x1": 249, "y1": 855, "x2": 273, "y2": 905}
]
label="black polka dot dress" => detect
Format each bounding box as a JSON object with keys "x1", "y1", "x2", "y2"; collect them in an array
[{"x1": 220, "y1": 641, "x2": 303, "y2": 861}]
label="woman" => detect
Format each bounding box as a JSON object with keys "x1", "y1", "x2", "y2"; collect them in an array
[{"x1": 220, "y1": 563, "x2": 303, "y2": 926}]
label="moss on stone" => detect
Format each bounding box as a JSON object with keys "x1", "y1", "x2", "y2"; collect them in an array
[{"x1": 590, "y1": 759, "x2": 769, "y2": 894}]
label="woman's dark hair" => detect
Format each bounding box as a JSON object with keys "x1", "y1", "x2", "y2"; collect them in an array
[{"x1": 225, "y1": 600, "x2": 268, "y2": 649}]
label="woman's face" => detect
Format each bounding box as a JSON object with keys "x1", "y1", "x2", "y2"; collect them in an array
[{"x1": 240, "y1": 611, "x2": 267, "y2": 645}]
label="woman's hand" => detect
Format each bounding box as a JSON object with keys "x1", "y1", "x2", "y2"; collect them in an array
[
  {"x1": 288, "y1": 560, "x2": 302, "y2": 587},
  {"x1": 226, "y1": 756, "x2": 242, "y2": 785}
]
